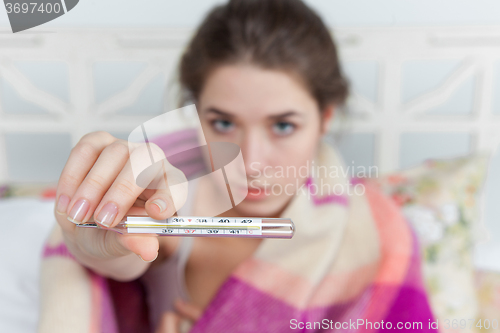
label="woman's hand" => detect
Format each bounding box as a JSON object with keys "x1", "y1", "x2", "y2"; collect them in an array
[
  {"x1": 54, "y1": 131, "x2": 185, "y2": 281},
  {"x1": 155, "y1": 299, "x2": 203, "y2": 333}
]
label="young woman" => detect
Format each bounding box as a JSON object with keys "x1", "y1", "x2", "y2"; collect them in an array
[{"x1": 43, "y1": 0, "x2": 437, "y2": 332}]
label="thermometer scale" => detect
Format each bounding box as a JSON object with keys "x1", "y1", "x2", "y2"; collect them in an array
[{"x1": 77, "y1": 216, "x2": 295, "y2": 239}]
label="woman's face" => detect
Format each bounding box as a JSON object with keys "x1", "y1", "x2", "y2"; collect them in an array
[{"x1": 198, "y1": 64, "x2": 332, "y2": 217}]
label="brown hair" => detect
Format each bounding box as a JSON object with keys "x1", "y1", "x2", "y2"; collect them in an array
[{"x1": 179, "y1": 0, "x2": 349, "y2": 111}]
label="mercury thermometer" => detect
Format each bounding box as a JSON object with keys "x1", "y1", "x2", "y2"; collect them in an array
[{"x1": 77, "y1": 216, "x2": 295, "y2": 239}]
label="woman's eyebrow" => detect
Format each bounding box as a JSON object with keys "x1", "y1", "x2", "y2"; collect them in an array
[
  {"x1": 205, "y1": 108, "x2": 302, "y2": 120},
  {"x1": 205, "y1": 107, "x2": 235, "y2": 118},
  {"x1": 268, "y1": 111, "x2": 302, "y2": 120}
]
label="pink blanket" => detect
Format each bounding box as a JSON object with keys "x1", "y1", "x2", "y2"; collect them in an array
[{"x1": 39, "y1": 129, "x2": 437, "y2": 332}]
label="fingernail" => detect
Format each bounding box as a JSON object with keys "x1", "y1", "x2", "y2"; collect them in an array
[
  {"x1": 56, "y1": 194, "x2": 70, "y2": 215},
  {"x1": 67, "y1": 199, "x2": 90, "y2": 224},
  {"x1": 151, "y1": 199, "x2": 167, "y2": 213},
  {"x1": 138, "y1": 252, "x2": 158, "y2": 262},
  {"x1": 95, "y1": 202, "x2": 118, "y2": 227}
]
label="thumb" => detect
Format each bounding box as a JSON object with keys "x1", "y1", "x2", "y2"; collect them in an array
[
  {"x1": 116, "y1": 233, "x2": 159, "y2": 262},
  {"x1": 145, "y1": 182, "x2": 188, "y2": 220},
  {"x1": 145, "y1": 188, "x2": 176, "y2": 220},
  {"x1": 75, "y1": 228, "x2": 159, "y2": 262},
  {"x1": 144, "y1": 159, "x2": 188, "y2": 220}
]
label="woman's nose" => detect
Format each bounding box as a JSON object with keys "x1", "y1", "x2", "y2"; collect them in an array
[{"x1": 240, "y1": 130, "x2": 268, "y2": 178}]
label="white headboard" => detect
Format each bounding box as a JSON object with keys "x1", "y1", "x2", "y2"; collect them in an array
[
  {"x1": 333, "y1": 26, "x2": 500, "y2": 173},
  {"x1": 0, "y1": 26, "x2": 500, "y2": 183}
]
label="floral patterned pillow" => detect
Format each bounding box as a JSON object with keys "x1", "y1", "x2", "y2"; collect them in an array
[
  {"x1": 475, "y1": 270, "x2": 500, "y2": 329},
  {"x1": 369, "y1": 154, "x2": 490, "y2": 333}
]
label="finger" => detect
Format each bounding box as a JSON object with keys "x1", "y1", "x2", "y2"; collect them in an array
[
  {"x1": 65, "y1": 140, "x2": 130, "y2": 225},
  {"x1": 126, "y1": 206, "x2": 147, "y2": 215},
  {"x1": 74, "y1": 227, "x2": 159, "y2": 262},
  {"x1": 94, "y1": 142, "x2": 184, "y2": 227},
  {"x1": 174, "y1": 298, "x2": 203, "y2": 322},
  {"x1": 55, "y1": 132, "x2": 116, "y2": 231},
  {"x1": 115, "y1": 233, "x2": 159, "y2": 262},
  {"x1": 92, "y1": 146, "x2": 167, "y2": 228},
  {"x1": 155, "y1": 312, "x2": 181, "y2": 333},
  {"x1": 145, "y1": 160, "x2": 188, "y2": 220}
]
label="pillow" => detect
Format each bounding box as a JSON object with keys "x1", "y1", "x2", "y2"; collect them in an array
[
  {"x1": 0, "y1": 183, "x2": 56, "y2": 200},
  {"x1": 0, "y1": 183, "x2": 57, "y2": 333},
  {"x1": 475, "y1": 270, "x2": 500, "y2": 326},
  {"x1": 368, "y1": 154, "x2": 489, "y2": 333},
  {"x1": 0, "y1": 197, "x2": 56, "y2": 333}
]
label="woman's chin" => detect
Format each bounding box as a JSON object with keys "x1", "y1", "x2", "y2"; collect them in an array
[
  {"x1": 244, "y1": 189, "x2": 269, "y2": 201},
  {"x1": 234, "y1": 195, "x2": 288, "y2": 217}
]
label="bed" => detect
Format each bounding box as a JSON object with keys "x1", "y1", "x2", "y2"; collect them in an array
[{"x1": 0, "y1": 26, "x2": 500, "y2": 332}]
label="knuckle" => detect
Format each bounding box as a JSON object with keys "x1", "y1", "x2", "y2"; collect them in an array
[
  {"x1": 133, "y1": 143, "x2": 149, "y2": 155},
  {"x1": 99, "y1": 232, "x2": 116, "y2": 257},
  {"x1": 113, "y1": 179, "x2": 138, "y2": 198},
  {"x1": 96, "y1": 131, "x2": 114, "y2": 140},
  {"x1": 72, "y1": 141, "x2": 98, "y2": 161},
  {"x1": 127, "y1": 141, "x2": 140, "y2": 150},
  {"x1": 132, "y1": 142, "x2": 166, "y2": 162},
  {"x1": 105, "y1": 234, "x2": 127, "y2": 258},
  {"x1": 78, "y1": 229, "x2": 119, "y2": 260},
  {"x1": 85, "y1": 173, "x2": 108, "y2": 192},
  {"x1": 80, "y1": 131, "x2": 114, "y2": 143},
  {"x1": 79, "y1": 132, "x2": 95, "y2": 142},
  {"x1": 106, "y1": 141, "x2": 130, "y2": 157},
  {"x1": 59, "y1": 171, "x2": 81, "y2": 189},
  {"x1": 87, "y1": 230, "x2": 109, "y2": 258}
]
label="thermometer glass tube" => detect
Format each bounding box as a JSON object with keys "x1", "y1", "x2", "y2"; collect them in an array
[{"x1": 77, "y1": 216, "x2": 295, "y2": 239}]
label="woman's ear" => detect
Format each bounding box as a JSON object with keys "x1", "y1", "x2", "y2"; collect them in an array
[{"x1": 320, "y1": 105, "x2": 335, "y2": 135}]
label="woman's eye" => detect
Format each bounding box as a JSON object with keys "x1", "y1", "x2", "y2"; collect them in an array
[
  {"x1": 212, "y1": 119, "x2": 235, "y2": 133},
  {"x1": 272, "y1": 122, "x2": 295, "y2": 136}
]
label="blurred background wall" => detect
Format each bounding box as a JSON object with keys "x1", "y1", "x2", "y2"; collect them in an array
[
  {"x1": 0, "y1": 0, "x2": 499, "y2": 269},
  {"x1": 4, "y1": 0, "x2": 500, "y2": 28}
]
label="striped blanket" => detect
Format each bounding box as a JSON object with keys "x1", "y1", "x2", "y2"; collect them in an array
[{"x1": 38, "y1": 130, "x2": 437, "y2": 332}]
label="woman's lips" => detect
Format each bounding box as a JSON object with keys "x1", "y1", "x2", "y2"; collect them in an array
[{"x1": 243, "y1": 186, "x2": 269, "y2": 201}]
